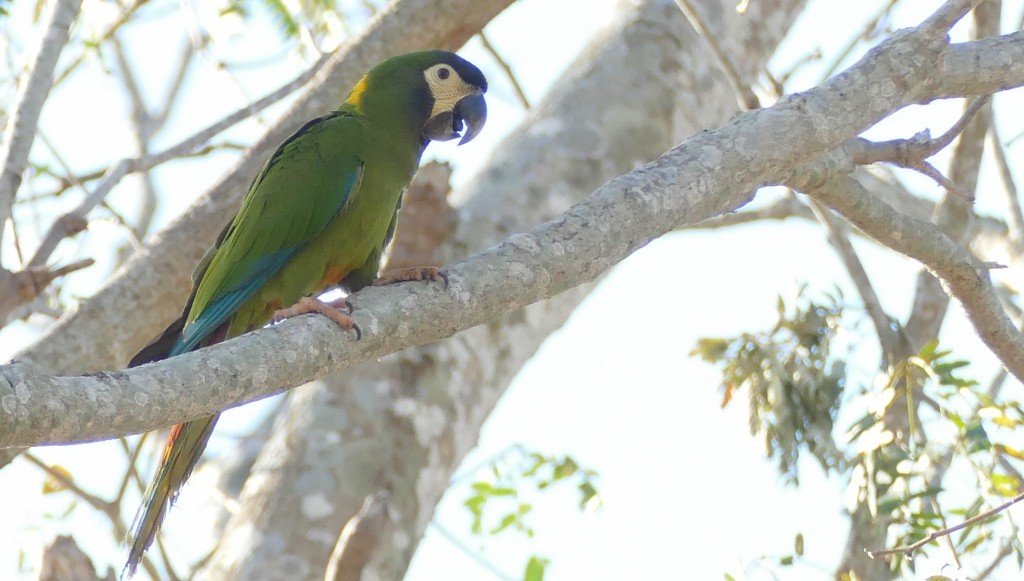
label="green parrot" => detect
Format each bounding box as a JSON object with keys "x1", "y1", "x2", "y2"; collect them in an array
[{"x1": 123, "y1": 50, "x2": 487, "y2": 576}]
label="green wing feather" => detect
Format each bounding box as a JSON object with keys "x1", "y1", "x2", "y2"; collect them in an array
[{"x1": 175, "y1": 111, "x2": 365, "y2": 354}]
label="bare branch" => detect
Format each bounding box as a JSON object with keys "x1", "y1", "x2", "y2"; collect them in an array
[
  {"x1": 27, "y1": 215, "x2": 89, "y2": 268},
  {"x1": 819, "y1": 0, "x2": 899, "y2": 81},
  {"x1": 847, "y1": 96, "x2": 990, "y2": 201},
  {"x1": 477, "y1": 32, "x2": 530, "y2": 110},
  {"x1": 807, "y1": 199, "x2": 901, "y2": 357},
  {"x1": 26, "y1": 58, "x2": 326, "y2": 270},
  {"x1": 5, "y1": 9, "x2": 1024, "y2": 447},
  {"x1": 865, "y1": 491, "x2": 1024, "y2": 559},
  {"x1": 789, "y1": 168, "x2": 1024, "y2": 381},
  {"x1": 848, "y1": 97, "x2": 989, "y2": 166},
  {"x1": 989, "y1": 121, "x2": 1024, "y2": 244},
  {"x1": 683, "y1": 193, "x2": 814, "y2": 229},
  {"x1": 0, "y1": 0, "x2": 82, "y2": 251},
  {"x1": 920, "y1": 0, "x2": 985, "y2": 35},
  {"x1": 324, "y1": 492, "x2": 390, "y2": 581},
  {"x1": 1, "y1": 258, "x2": 95, "y2": 325},
  {"x1": 39, "y1": 536, "x2": 115, "y2": 581},
  {"x1": 674, "y1": 0, "x2": 760, "y2": 110},
  {"x1": 903, "y1": 0, "x2": 997, "y2": 350}
]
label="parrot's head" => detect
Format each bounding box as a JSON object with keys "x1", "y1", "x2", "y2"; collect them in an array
[{"x1": 347, "y1": 50, "x2": 488, "y2": 146}]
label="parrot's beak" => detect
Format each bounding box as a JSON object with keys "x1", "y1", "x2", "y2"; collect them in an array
[
  {"x1": 423, "y1": 90, "x2": 487, "y2": 144},
  {"x1": 454, "y1": 91, "x2": 486, "y2": 145}
]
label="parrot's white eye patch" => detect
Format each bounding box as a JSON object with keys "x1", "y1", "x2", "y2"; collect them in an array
[{"x1": 425, "y1": 63, "x2": 460, "y2": 86}]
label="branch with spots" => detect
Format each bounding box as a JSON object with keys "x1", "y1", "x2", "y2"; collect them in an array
[{"x1": 3, "y1": 0, "x2": 1024, "y2": 448}]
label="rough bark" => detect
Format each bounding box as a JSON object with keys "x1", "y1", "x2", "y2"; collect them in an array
[
  {"x1": 200, "y1": 0, "x2": 807, "y2": 578},
  {"x1": 2, "y1": 2, "x2": 1022, "y2": 579},
  {"x1": 2, "y1": 1, "x2": 1022, "y2": 449}
]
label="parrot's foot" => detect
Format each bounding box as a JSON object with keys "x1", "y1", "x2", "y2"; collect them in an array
[
  {"x1": 372, "y1": 266, "x2": 448, "y2": 289},
  {"x1": 273, "y1": 296, "x2": 361, "y2": 340}
]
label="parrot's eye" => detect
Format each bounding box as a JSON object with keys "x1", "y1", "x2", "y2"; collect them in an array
[{"x1": 437, "y1": 67, "x2": 450, "y2": 80}]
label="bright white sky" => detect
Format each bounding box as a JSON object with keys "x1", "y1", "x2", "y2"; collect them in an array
[{"x1": 2, "y1": 0, "x2": 1024, "y2": 580}]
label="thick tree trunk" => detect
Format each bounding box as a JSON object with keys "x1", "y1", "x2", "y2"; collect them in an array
[{"x1": 200, "y1": 0, "x2": 807, "y2": 578}]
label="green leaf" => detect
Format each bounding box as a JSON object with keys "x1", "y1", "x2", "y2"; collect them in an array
[
  {"x1": 990, "y1": 473, "x2": 1020, "y2": 497},
  {"x1": 491, "y1": 513, "x2": 517, "y2": 534},
  {"x1": 578, "y1": 481, "x2": 600, "y2": 510},
  {"x1": 963, "y1": 420, "x2": 991, "y2": 454},
  {"x1": 795, "y1": 533, "x2": 804, "y2": 556},
  {"x1": 552, "y1": 457, "x2": 579, "y2": 480},
  {"x1": 524, "y1": 556, "x2": 549, "y2": 581},
  {"x1": 918, "y1": 339, "x2": 939, "y2": 360},
  {"x1": 471, "y1": 481, "x2": 493, "y2": 494}
]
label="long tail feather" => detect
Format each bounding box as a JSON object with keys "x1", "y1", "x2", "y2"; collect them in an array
[
  {"x1": 124, "y1": 415, "x2": 219, "y2": 577},
  {"x1": 123, "y1": 308, "x2": 222, "y2": 577}
]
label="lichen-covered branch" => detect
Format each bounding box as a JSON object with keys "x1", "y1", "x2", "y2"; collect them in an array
[
  {"x1": 202, "y1": 0, "x2": 808, "y2": 578},
  {"x1": 4, "y1": 5, "x2": 1023, "y2": 448}
]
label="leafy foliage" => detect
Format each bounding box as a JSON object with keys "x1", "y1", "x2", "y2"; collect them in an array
[
  {"x1": 846, "y1": 341, "x2": 1024, "y2": 575},
  {"x1": 699, "y1": 281, "x2": 1024, "y2": 577},
  {"x1": 462, "y1": 447, "x2": 601, "y2": 581},
  {"x1": 691, "y1": 286, "x2": 847, "y2": 483}
]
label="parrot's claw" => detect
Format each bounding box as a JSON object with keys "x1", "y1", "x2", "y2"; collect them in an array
[
  {"x1": 372, "y1": 266, "x2": 448, "y2": 290},
  {"x1": 273, "y1": 296, "x2": 361, "y2": 340}
]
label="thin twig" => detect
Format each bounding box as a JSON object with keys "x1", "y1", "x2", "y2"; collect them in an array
[
  {"x1": 921, "y1": 0, "x2": 986, "y2": 35},
  {"x1": 807, "y1": 198, "x2": 901, "y2": 358},
  {"x1": 428, "y1": 522, "x2": 516, "y2": 581},
  {"x1": 988, "y1": 122, "x2": 1024, "y2": 244},
  {"x1": 115, "y1": 433, "x2": 149, "y2": 505},
  {"x1": 848, "y1": 96, "x2": 991, "y2": 201},
  {"x1": 974, "y1": 542, "x2": 1015, "y2": 580},
  {"x1": 477, "y1": 32, "x2": 530, "y2": 110},
  {"x1": 682, "y1": 193, "x2": 815, "y2": 230},
  {"x1": 820, "y1": 0, "x2": 899, "y2": 81},
  {"x1": 0, "y1": 0, "x2": 83, "y2": 252},
  {"x1": 154, "y1": 40, "x2": 200, "y2": 130},
  {"x1": 50, "y1": 0, "x2": 149, "y2": 88},
  {"x1": 25, "y1": 57, "x2": 324, "y2": 269},
  {"x1": 22, "y1": 451, "x2": 113, "y2": 514},
  {"x1": 788, "y1": 169, "x2": 1024, "y2": 383},
  {"x1": 866, "y1": 491, "x2": 1024, "y2": 559},
  {"x1": 849, "y1": 97, "x2": 990, "y2": 166},
  {"x1": 673, "y1": 0, "x2": 760, "y2": 110}
]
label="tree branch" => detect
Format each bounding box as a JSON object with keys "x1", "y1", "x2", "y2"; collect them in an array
[
  {"x1": 808, "y1": 199, "x2": 901, "y2": 358},
  {"x1": 673, "y1": 0, "x2": 760, "y2": 110},
  {"x1": 789, "y1": 166, "x2": 1024, "y2": 379},
  {"x1": 14, "y1": 0, "x2": 518, "y2": 377},
  {"x1": 202, "y1": 0, "x2": 808, "y2": 577},
  {"x1": 4, "y1": 14, "x2": 1024, "y2": 447},
  {"x1": 865, "y1": 491, "x2": 1024, "y2": 560},
  {"x1": 324, "y1": 492, "x2": 390, "y2": 581},
  {"x1": 0, "y1": 0, "x2": 82, "y2": 249}
]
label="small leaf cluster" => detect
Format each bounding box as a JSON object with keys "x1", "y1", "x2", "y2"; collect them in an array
[
  {"x1": 462, "y1": 447, "x2": 601, "y2": 581},
  {"x1": 691, "y1": 286, "x2": 847, "y2": 483},
  {"x1": 847, "y1": 342, "x2": 1024, "y2": 575}
]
